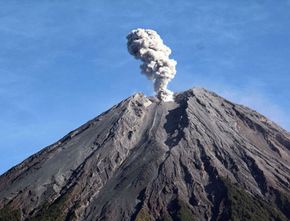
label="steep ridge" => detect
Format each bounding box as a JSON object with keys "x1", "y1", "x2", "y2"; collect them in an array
[{"x1": 0, "y1": 88, "x2": 290, "y2": 221}]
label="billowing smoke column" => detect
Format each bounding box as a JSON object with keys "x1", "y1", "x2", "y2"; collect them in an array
[{"x1": 127, "y1": 28, "x2": 177, "y2": 102}]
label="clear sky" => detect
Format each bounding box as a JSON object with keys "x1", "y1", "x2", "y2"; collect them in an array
[{"x1": 0, "y1": 0, "x2": 289, "y2": 175}]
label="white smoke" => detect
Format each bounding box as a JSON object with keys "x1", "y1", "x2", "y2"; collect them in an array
[{"x1": 127, "y1": 28, "x2": 177, "y2": 102}]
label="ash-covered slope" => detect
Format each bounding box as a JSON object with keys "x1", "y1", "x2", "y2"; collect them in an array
[{"x1": 1, "y1": 88, "x2": 290, "y2": 221}]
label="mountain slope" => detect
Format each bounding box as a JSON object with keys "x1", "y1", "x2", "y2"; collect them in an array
[{"x1": 0, "y1": 88, "x2": 290, "y2": 221}]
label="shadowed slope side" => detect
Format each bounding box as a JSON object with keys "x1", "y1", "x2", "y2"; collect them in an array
[{"x1": 0, "y1": 88, "x2": 290, "y2": 221}]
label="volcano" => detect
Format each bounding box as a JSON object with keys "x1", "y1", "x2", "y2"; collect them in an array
[{"x1": 0, "y1": 88, "x2": 290, "y2": 221}]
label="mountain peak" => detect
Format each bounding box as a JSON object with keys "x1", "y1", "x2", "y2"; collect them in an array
[{"x1": 0, "y1": 87, "x2": 290, "y2": 221}]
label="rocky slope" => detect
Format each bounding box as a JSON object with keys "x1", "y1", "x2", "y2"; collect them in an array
[{"x1": 0, "y1": 88, "x2": 290, "y2": 221}]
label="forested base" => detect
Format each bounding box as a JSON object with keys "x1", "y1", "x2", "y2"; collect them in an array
[
  {"x1": 0, "y1": 206, "x2": 21, "y2": 221},
  {"x1": 221, "y1": 178, "x2": 289, "y2": 221},
  {"x1": 1, "y1": 178, "x2": 290, "y2": 221},
  {"x1": 28, "y1": 193, "x2": 69, "y2": 221}
]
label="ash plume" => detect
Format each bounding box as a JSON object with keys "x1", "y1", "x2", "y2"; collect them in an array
[{"x1": 127, "y1": 28, "x2": 177, "y2": 102}]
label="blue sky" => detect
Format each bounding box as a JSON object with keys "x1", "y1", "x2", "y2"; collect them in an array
[{"x1": 0, "y1": 0, "x2": 289, "y2": 174}]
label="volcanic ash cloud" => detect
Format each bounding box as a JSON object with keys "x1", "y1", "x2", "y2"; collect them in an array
[{"x1": 127, "y1": 28, "x2": 177, "y2": 102}]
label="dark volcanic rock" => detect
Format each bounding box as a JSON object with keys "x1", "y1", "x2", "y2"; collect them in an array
[{"x1": 0, "y1": 88, "x2": 290, "y2": 221}]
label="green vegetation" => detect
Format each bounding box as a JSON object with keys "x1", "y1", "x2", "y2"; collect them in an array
[
  {"x1": 175, "y1": 199, "x2": 195, "y2": 221},
  {"x1": 222, "y1": 178, "x2": 288, "y2": 221},
  {"x1": 167, "y1": 198, "x2": 195, "y2": 221},
  {"x1": 135, "y1": 208, "x2": 151, "y2": 221},
  {"x1": 162, "y1": 213, "x2": 173, "y2": 221},
  {"x1": 2, "y1": 179, "x2": 290, "y2": 221},
  {"x1": 0, "y1": 206, "x2": 21, "y2": 221},
  {"x1": 28, "y1": 194, "x2": 68, "y2": 221},
  {"x1": 275, "y1": 191, "x2": 290, "y2": 217}
]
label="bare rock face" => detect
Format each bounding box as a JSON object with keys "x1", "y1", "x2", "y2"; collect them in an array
[{"x1": 0, "y1": 88, "x2": 290, "y2": 221}]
